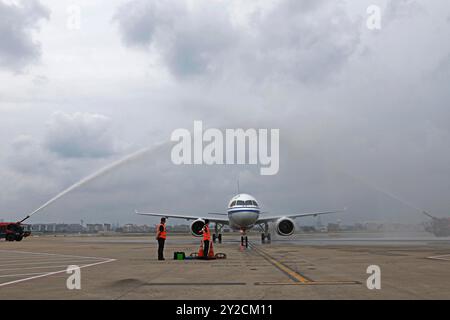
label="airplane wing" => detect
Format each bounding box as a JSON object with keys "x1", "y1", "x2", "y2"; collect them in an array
[
  {"x1": 256, "y1": 209, "x2": 346, "y2": 223},
  {"x1": 135, "y1": 210, "x2": 229, "y2": 224}
]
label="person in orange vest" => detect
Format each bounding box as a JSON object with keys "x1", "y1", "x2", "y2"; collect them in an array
[
  {"x1": 156, "y1": 217, "x2": 167, "y2": 261},
  {"x1": 200, "y1": 219, "x2": 211, "y2": 259}
]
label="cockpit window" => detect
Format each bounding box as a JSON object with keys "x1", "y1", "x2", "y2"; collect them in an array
[
  {"x1": 245, "y1": 200, "x2": 253, "y2": 206},
  {"x1": 230, "y1": 201, "x2": 236, "y2": 207},
  {"x1": 252, "y1": 200, "x2": 258, "y2": 206},
  {"x1": 236, "y1": 200, "x2": 245, "y2": 206}
]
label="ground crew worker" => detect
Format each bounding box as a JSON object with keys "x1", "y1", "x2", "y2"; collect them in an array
[
  {"x1": 156, "y1": 217, "x2": 167, "y2": 261},
  {"x1": 200, "y1": 219, "x2": 211, "y2": 259}
]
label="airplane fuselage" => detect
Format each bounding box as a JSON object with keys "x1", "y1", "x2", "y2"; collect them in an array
[{"x1": 227, "y1": 194, "x2": 260, "y2": 232}]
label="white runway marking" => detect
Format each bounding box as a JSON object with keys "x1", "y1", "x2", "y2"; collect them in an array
[
  {"x1": 0, "y1": 258, "x2": 105, "y2": 267},
  {"x1": 0, "y1": 272, "x2": 55, "y2": 278},
  {"x1": 0, "y1": 249, "x2": 109, "y2": 260},
  {"x1": 0, "y1": 264, "x2": 111, "y2": 272},
  {"x1": 427, "y1": 254, "x2": 450, "y2": 261},
  {"x1": 0, "y1": 250, "x2": 116, "y2": 288}
]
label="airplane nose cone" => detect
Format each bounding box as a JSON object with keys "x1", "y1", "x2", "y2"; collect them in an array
[{"x1": 229, "y1": 211, "x2": 258, "y2": 228}]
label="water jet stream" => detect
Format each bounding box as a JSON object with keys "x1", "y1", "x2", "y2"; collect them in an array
[{"x1": 19, "y1": 144, "x2": 164, "y2": 223}]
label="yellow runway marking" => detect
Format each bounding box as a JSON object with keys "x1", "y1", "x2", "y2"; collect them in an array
[
  {"x1": 255, "y1": 281, "x2": 361, "y2": 286},
  {"x1": 250, "y1": 244, "x2": 361, "y2": 286},
  {"x1": 249, "y1": 244, "x2": 311, "y2": 283}
]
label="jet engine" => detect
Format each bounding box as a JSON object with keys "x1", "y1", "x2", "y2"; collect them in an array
[
  {"x1": 190, "y1": 219, "x2": 205, "y2": 237},
  {"x1": 276, "y1": 217, "x2": 295, "y2": 236}
]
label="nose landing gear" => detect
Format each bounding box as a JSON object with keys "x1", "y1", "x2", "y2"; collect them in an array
[{"x1": 241, "y1": 236, "x2": 248, "y2": 248}]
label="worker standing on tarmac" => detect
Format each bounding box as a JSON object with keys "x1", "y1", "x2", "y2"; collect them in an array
[
  {"x1": 156, "y1": 217, "x2": 167, "y2": 261},
  {"x1": 200, "y1": 219, "x2": 211, "y2": 259}
]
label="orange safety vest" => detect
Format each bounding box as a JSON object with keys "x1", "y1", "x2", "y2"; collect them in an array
[
  {"x1": 158, "y1": 223, "x2": 167, "y2": 239},
  {"x1": 202, "y1": 225, "x2": 211, "y2": 241}
]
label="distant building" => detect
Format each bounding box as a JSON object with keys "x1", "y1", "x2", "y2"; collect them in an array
[
  {"x1": 171, "y1": 225, "x2": 190, "y2": 232},
  {"x1": 68, "y1": 224, "x2": 83, "y2": 233},
  {"x1": 120, "y1": 224, "x2": 152, "y2": 233},
  {"x1": 327, "y1": 223, "x2": 340, "y2": 232},
  {"x1": 30, "y1": 224, "x2": 44, "y2": 232},
  {"x1": 364, "y1": 222, "x2": 382, "y2": 232},
  {"x1": 86, "y1": 224, "x2": 104, "y2": 233},
  {"x1": 55, "y1": 224, "x2": 68, "y2": 233}
]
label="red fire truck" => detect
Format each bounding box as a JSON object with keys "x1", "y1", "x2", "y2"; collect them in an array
[
  {"x1": 423, "y1": 211, "x2": 450, "y2": 237},
  {"x1": 0, "y1": 222, "x2": 31, "y2": 242}
]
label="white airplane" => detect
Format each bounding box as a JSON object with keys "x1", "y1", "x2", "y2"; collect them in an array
[{"x1": 136, "y1": 193, "x2": 344, "y2": 247}]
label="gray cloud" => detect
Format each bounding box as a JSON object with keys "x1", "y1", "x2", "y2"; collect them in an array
[
  {"x1": 113, "y1": 0, "x2": 183, "y2": 47},
  {"x1": 6, "y1": 135, "x2": 53, "y2": 175},
  {"x1": 44, "y1": 111, "x2": 117, "y2": 159},
  {"x1": 384, "y1": 0, "x2": 424, "y2": 23},
  {"x1": 248, "y1": 0, "x2": 360, "y2": 83},
  {"x1": 114, "y1": 0, "x2": 236, "y2": 77},
  {"x1": 114, "y1": 0, "x2": 360, "y2": 83},
  {"x1": 0, "y1": 0, "x2": 49, "y2": 72}
]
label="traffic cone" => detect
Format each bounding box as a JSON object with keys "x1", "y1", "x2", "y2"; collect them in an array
[
  {"x1": 208, "y1": 241, "x2": 215, "y2": 258},
  {"x1": 198, "y1": 240, "x2": 204, "y2": 258}
]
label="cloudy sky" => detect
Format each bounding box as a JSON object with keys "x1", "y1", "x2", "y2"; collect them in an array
[{"x1": 0, "y1": 0, "x2": 449, "y2": 226}]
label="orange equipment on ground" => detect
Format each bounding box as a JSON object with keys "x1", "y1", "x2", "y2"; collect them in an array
[
  {"x1": 198, "y1": 240, "x2": 204, "y2": 258},
  {"x1": 197, "y1": 240, "x2": 215, "y2": 259},
  {"x1": 208, "y1": 241, "x2": 215, "y2": 258}
]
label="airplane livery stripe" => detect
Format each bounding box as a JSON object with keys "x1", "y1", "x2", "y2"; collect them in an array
[{"x1": 227, "y1": 209, "x2": 260, "y2": 214}]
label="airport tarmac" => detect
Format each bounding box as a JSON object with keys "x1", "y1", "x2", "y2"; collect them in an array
[{"x1": 0, "y1": 233, "x2": 449, "y2": 300}]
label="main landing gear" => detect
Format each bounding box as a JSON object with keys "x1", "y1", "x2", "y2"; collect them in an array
[
  {"x1": 261, "y1": 233, "x2": 271, "y2": 244},
  {"x1": 212, "y1": 233, "x2": 222, "y2": 243},
  {"x1": 241, "y1": 236, "x2": 248, "y2": 248},
  {"x1": 259, "y1": 222, "x2": 271, "y2": 244},
  {"x1": 213, "y1": 223, "x2": 223, "y2": 244}
]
